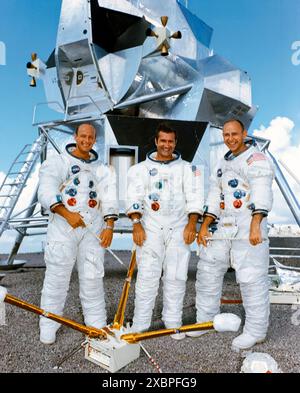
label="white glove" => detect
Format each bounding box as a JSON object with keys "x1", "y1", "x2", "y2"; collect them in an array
[{"x1": 213, "y1": 313, "x2": 241, "y2": 332}]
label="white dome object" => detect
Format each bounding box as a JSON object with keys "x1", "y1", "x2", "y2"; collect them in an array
[
  {"x1": 241, "y1": 352, "x2": 281, "y2": 373},
  {"x1": 213, "y1": 313, "x2": 241, "y2": 332}
]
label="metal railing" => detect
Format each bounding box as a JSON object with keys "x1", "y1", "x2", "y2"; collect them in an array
[{"x1": 0, "y1": 135, "x2": 45, "y2": 237}]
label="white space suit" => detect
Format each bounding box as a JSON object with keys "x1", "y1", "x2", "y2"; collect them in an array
[
  {"x1": 126, "y1": 151, "x2": 203, "y2": 331},
  {"x1": 194, "y1": 142, "x2": 274, "y2": 346},
  {"x1": 38, "y1": 144, "x2": 118, "y2": 341}
]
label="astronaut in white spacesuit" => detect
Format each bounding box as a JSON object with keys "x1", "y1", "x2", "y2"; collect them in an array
[
  {"x1": 126, "y1": 123, "x2": 203, "y2": 340},
  {"x1": 38, "y1": 123, "x2": 118, "y2": 344},
  {"x1": 188, "y1": 119, "x2": 274, "y2": 350}
]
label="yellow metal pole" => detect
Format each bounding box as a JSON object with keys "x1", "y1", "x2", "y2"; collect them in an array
[
  {"x1": 121, "y1": 321, "x2": 214, "y2": 344},
  {"x1": 112, "y1": 248, "x2": 136, "y2": 330},
  {"x1": 4, "y1": 294, "x2": 107, "y2": 339}
]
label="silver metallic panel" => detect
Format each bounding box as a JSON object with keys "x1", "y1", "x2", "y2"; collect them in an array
[
  {"x1": 133, "y1": 0, "x2": 211, "y2": 60},
  {"x1": 66, "y1": 64, "x2": 113, "y2": 116},
  {"x1": 198, "y1": 54, "x2": 237, "y2": 77},
  {"x1": 114, "y1": 83, "x2": 192, "y2": 109},
  {"x1": 197, "y1": 89, "x2": 250, "y2": 126},
  {"x1": 41, "y1": 68, "x2": 64, "y2": 113},
  {"x1": 137, "y1": 80, "x2": 204, "y2": 120},
  {"x1": 136, "y1": 0, "x2": 200, "y2": 61},
  {"x1": 98, "y1": 46, "x2": 144, "y2": 104},
  {"x1": 204, "y1": 70, "x2": 251, "y2": 107},
  {"x1": 56, "y1": 38, "x2": 113, "y2": 115},
  {"x1": 129, "y1": 54, "x2": 198, "y2": 96},
  {"x1": 177, "y1": 2, "x2": 213, "y2": 48},
  {"x1": 57, "y1": 0, "x2": 89, "y2": 46},
  {"x1": 98, "y1": 0, "x2": 143, "y2": 17},
  {"x1": 200, "y1": 55, "x2": 252, "y2": 107},
  {"x1": 126, "y1": 54, "x2": 203, "y2": 120}
]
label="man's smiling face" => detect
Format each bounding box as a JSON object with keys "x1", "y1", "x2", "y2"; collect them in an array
[{"x1": 223, "y1": 120, "x2": 247, "y2": 155}]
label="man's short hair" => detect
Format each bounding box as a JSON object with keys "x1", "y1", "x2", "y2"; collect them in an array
[
  {"x1": 155, "y1": 123, "x2": 177, "y2": 141},
  {"x1": 223, "y1": 118, "x2": 245, "y2": 132},
  {"x1": 74, "y1": 123, "x2": 96, "y2": 136}
]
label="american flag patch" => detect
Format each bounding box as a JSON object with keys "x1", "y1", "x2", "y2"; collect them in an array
[
  {"x1": 192, "y1": 165, "x2": 201, "y2": 176},
  {"x1": 246, "y1": 153, "x2": 266, "y2": 165}
]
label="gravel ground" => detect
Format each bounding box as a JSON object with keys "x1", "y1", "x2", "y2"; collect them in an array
[{"x1": 0, "y1": 251, "x2": 299, "y2": 374}]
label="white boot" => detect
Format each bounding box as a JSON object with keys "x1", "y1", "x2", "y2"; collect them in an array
[
  {"x1": 40, "y1": 327, "x2": 58, "y2": 345},
  {"x1": 170, "y1": 332, "x2": 186, "y2": 340},
  {"x1": 85, "y1": 320, "x2": 106, "y2": 329},
  {"x1": 186, "y1": 320, "x2": 212, "y2": 338},
  {"x1": 186, "y1": 330, "x2": 210, "y2": 338},
  {"x1": 231, "y1": 332, "x2": 266, "y2": 351},
  {"x1": 130, "y1": 323, "x2": 148, "y2": 333},
  {"x1": 165, "y1": 323, "x2": 186, "y2": 340}
]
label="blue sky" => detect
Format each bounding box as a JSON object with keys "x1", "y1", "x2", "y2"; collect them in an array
[
  {"x1": 0, "y1": 0, "x2": 299, "y2": 172},
  {"x1": 0, "y1": 1, "x2": 61, "y2": 173}
]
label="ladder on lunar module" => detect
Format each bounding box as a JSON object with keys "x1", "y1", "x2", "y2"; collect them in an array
[{"x1": 0, "y1": 136, "x2": 44, "y2": 242}]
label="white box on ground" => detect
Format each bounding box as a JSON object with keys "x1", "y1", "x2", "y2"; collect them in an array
[
  {"x1": 85, "y1": 335, "x2": 140, "y2": 373},
  {"x1": 269, "y1": 291, "x2": 300, "y2": 305}
]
